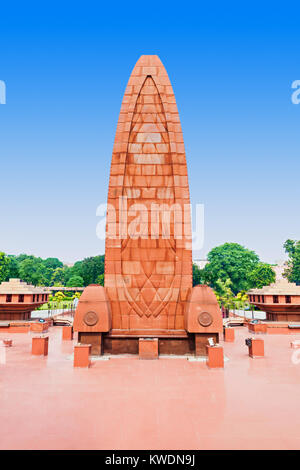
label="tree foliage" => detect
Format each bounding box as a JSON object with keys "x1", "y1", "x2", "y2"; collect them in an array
[
  {"x1": 6, "y1": 255, "x2": 19, "y2": 279},
  {"x1": 96, "y1": 273, "x2": 104, "y2": 286},
  {"x1": 214, "y1": 278, "x2": 235, "y2": 309},
  {"x1": 66, "y1": 275, "x2": 84, "y2": 287},
  {"x1": 202, "y1": 243, "x2": 260, "y2": 294},
  {"x1": 64, "y1": 255, "x2": 105, "y2": 286},
  {"x1": 53, "y1": 291, "x2": 65, "y2": 303},
  {"x1": 0, "y1": 252, "x2": 10, "y2": 283},
  {"x1": 248, "y1": 262, "x2": 275, "y2": 288},
  {"x1": 18, "y1": 256, "x2": 48, "y2": 286},
  {"x1": 1, "y1": 252, "x2": 105, "y2": 287},
  {"x1": 51, "y1": 267, "x2": 65, "y2": 286},
  {"x1": 284, "y1": 239, "x2": 300, "y2": 284},
  {"x1": 192, "y1": 263, "x2": 204, "y2": 286}
]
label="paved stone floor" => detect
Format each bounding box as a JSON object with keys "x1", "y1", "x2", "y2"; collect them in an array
[{"x1": 0, "y1": 326, "x2": 300, "y2": 450}]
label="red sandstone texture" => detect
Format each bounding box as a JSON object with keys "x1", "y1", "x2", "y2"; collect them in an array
[
  {"x1": 105, "y1": 55, "x2": 192, "y2": 332},
  {"x1": 248, "y1": 338, "x2": 264, "y2": 358},
  {"x1": 31, "y1": 336, "x2": 49, "y2": 356},
  {"x1": 139, "y1": 337, "x2": 159, "y2": 359},
  {"x1": 206, "y1": 345, "x2": 224, "y2": 368}
]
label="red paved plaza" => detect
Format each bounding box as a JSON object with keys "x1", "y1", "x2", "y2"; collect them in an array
[{"x1": 1, "y1": 326, "x2": 300, "y2": 450}]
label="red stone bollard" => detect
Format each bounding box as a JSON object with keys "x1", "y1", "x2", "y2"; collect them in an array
[
  {"x1": 248, "y1": 323, "x2": 267, "y2": 334},
  {"x1": 32, "y1": 336, "x2": 49, "y2": 356},
  {"x1": 246, "y1": 338, "x2": 264, "y2": 358},
  {"x1": 2, "y1": 338, "x2": 12, "y2": 347},
  {"x1": 74, "y1": 343, "x2": 91, "y2": 367},
  {"x1": 206, "y1": 345, "x2": 224, "y2": 368},
  {"x1": 30, "y1": 322, "x2": 48, "y2": 333},
  {"x1": 62, "y1": 326, "x2": 73, "y2": 341},
  {"x1": 224, "y1": 327, "x2": 235, "y2": 342},
  {"x1": 139, "y1": 338, "x2": 159, "y2": 360}
]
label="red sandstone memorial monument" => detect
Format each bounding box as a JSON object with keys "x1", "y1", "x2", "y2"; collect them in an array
[{"x1": 74, "y1": 55, "x2": 222, "y2": 356}]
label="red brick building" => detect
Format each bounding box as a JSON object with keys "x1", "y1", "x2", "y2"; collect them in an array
[
  {"x1": 0, "y1": 278, "x2": 51, "y2": 321},
  {"x1": 248, "y1": 279, "x2": 300, "y2": 321}
]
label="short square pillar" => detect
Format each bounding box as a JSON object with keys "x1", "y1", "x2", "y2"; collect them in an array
[
  {"x1": 74, "y1": 343, "x2": 91, "y2": 367},
  {"x1": 139, "y1": 338, "x2": 158, "y2": 360},
  {"x1": 248, "y1": 323, "x2": 267, "y2": 334},
  {"x1": 248, "y1": 338, "x2": 264, "y2": 358},
  {"x1": 224, "y1": 327, "x2": 235, "y2": 342},
  {"x1": 32, "y1": 336, "x2": 49, "y2": 356},
  {"x1": 62, "y1": 326, "x2": 73, "y2": 341},
  {"x1": 30, "y1": 322, "x2": 48, "y2": 333},
  {"x1": 206, "y1": 345, "x2": 224, "y2": 368},
  {"x1": 2, "y1": 338, "x2": 12, "y2": 347},
  {"x1": 195, "y1": 334, "x2": 219, "y2": 356}
]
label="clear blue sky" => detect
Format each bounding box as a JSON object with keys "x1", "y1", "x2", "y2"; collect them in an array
[{"x1": 0, "y1": 1, "x2": 299, "y2": 264}]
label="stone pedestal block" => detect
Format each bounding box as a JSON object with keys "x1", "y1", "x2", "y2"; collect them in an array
[
  {"x1": 195, "y1": 333, "x2": 218, "y2": 356},
  {"x1": 74, "y1": 343, "x2": 91, "y2": 367},
  {"x1": 30, "y1": 322, "x2": 48, "y2": 333},
  {"x1": 224, "y1": 327, "x2": 235, "y2": 342},
  {"x1": 206, "y1": 345, "x2": 224, "y2": 368},
  {"x1": 62, "y1": 326, "x2": 73, "y2": 341},
  {"x1": 139, "y1": 338, "x2": 158, "y2": 360},
  {"x1": 248, "y1": 323, "x2": 267, "y2": 334},
  {"x1": 32, "y1": 336, "x2": 49, "y2": 356},
  {"x1": 249, "y1": 338, "x2": 264, "y2": 358}
]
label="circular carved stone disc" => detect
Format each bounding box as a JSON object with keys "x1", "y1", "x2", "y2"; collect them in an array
[
  {"x1": 198, "y1": 311, "x2": 213, "y2": 327},
  {"x1": 83, "y1": 311, "x2": 99, "y2": 326}
]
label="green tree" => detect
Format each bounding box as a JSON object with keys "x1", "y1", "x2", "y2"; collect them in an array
[
  {"x1": 0, "y1": 252, "x2": 10, "y2": 283},
  {"x1": 6, "y1": 255, "x2": 19, "y2": 279},
  {"x1": 235, "y1": 292, "x2": 249, "y2": 310},
  {"x1": 202, "y1": 243, "x2": 260, "y2": 294},
  {"x1": 248, "y1": 262, "x2": 276, "y2": 288},
  {"x1": 53, "y1": 291, "x2": 65, "y2": 303},
  {"x1": 66, "y1": 275, "x2": 84, "y2": 287},
  {"x1": 41, "y1": 258, "x2": 63, "y2": 285},
  {"x1": 51, "y1": 267, "x2": 66, "y2": 286},
  {"x1": 12, "y1": 254, "x2": 66, "y2": 286},
  {"x1": 43, "y1": 258, "x2": 63, "y2": 270},
  {"x1": 214, "y1": 278, "x2": 235, "y2": 312},
  {"x1": 96, "y1": 273, "x2": 104, "y2": 286},
  {"x1": 192, "y1": 263, "x2": 203, "y2": 286},
  {"x1": 2, "y1": 252, "x2": 106, "y2": 287},
  {"x1": 18, "y1": 256, "x2": 47, "y2": 285},
  {"x1": 80, "y1": 256, "x2": 105, "y2": 285},
  {"x1": 66, "y1": 255, "x2": 105, "y2": 286},
  {"x1": 284, "y1": 239, "x2": 300, "y2": 284},
  {"x1": 73, "y1": 292, "x2": 82, "y2": 300}
]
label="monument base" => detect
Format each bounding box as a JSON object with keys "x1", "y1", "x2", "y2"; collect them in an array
[
  {"x1": 77, "y1": 330, "x2": 219, "y2": 356},
  {"x1": 78, "y1": 332, "x2": 103, "y2": 355}
]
